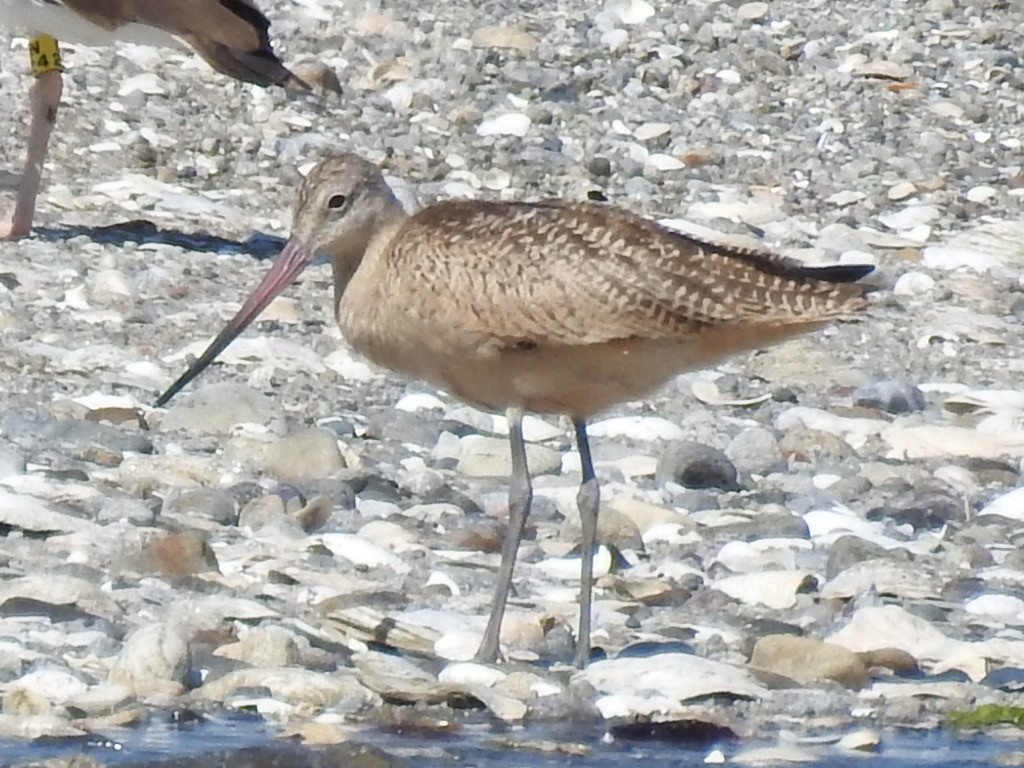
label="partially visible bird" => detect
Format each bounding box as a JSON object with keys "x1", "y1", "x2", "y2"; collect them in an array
[
  {"x1": 0, "y1": 0, "x2": 307, "y2": 239},
  {"x1": 156, "y1": 153, "x2": 874, "y2": 668}
]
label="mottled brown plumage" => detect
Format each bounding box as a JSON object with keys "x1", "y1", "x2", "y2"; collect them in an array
[{"x1": 156, "y1": 152, "x2": 873, "y2": 668}]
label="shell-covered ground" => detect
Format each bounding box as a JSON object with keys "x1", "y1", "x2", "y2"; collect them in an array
[{"x1": 2, "y1": 0, "x2": 1024, "y2": 764}]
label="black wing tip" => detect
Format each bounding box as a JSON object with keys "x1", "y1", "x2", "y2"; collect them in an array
[{"x1": 799, "y1": 262, "x2": 876, "y2": 284}]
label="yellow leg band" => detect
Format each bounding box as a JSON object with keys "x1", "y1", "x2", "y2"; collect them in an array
[{"x1": 29, "y1": 34, "x2": 63, "y2": 76}]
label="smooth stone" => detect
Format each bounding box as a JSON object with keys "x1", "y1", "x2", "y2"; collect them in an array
[
  {"x1": 0, "y1": 445, "x2": 25, "y2": 477},
  {"x1": 109, "y1": 622, "x2": 190, "y2": 697},
  {"x1": 749, "y1": 635, "x2": 868, "y2": 689},
  {"x1": 825, "y1": 535, "x2": 900, "y2": 579},
  {"x1": 656, "y1": 441, "x2": 740, "y2": 490},
  {"x1": 887, "y1": 181, "x2": 917, "y2": 201},
  {"x1": 0, "y1": 575, "x2": 120, "y2": 623},
  {"x1": 351, "y1": 651, "x2": 449, "y2": 703},
  {"x1": 0, "y1": 492, "x2": 101, "y2": 534},
  {"x1": 852, "y1": 381, "x2": 927, "y2": 414},
  {"x1": 827, "y1": 561, "x2": 937, "y2": 602},
  {"x1": 238, "y1": 494, "x2": 299, "y2": 534},
  {"x1": 143, "y1": 532, "x2": 219, "y2": 580},
  {"x1": 713, "y1": 513, "x2": 810, "y2": 542},
  {"x1": 215, "y1": 626, "x2": 300, "y2": 667},
  {"x1": 575, "y1": 654, "x2": 765, "y2": 718},
  {"x1": 470, "y1": 25, "x2": 538, "y2": 51},
  {"x1": 870, "y1": 488, "x2": 965, "y2": 529},
  {"x1": 198, "y1": 667, "x2": 377, "y2": 710},
  {"x1": 458, "y1": 435, "x2": 561, "y2": 478},
  {"x1": 162, "y1": 488, "x2": 237, "y2": 526},
  {"x1": 159, "y1": 382, "x2": 280, "y2": 435},
  {"x1": 366, "y1": 409, "x2": 445, "y2": 446},
  {"x1": 725, "y1": 427, "x2": 784, "y2": 475},
  {"x1": 263, "y1": 428, "x2": 347, "y2": 483},
  {"x1": 893, "y1": 271, "x2": 936, "y2": 295},
  {"x1": 735, "y1": 1, "x2": 769, "y2": 21},
  {"x1": 7, "y1": 668, "x2": 89, "y2": 706},
  {"x1": 606, "y1": 496, "x2": 693, "y2": 536},
  {"x1": 713, "y1": 571, "x2": 816, "y2": 610},
  {"x1": 827, "y1": 605, "x2": 965, "y2": 663}
]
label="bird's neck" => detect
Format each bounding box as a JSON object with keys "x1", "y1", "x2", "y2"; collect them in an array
[{"x1": 331, "y1": 205, "x2": 408, "y2": 310}]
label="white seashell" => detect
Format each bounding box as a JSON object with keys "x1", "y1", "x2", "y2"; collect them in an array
[
  {"x1": 634, "y1": 122, "x2": 671, "y2": 141},
  {"x1": 825, "y1": 190, "x2": 864, "y2": 207},
  {"x1": 839, "y1": 729, "x2": 881, "y2": 752},
  {"x1": 322, "y1": 350, "x2": 378, "y2": 381},
  {"x1": 878, "y1": 204, "x2": 939, "y2": 232},
  {"x1": 691, "y1": 380, "x2": 771, "y2": 407},
  {"x1": 577, "y1": 654, "x2": 765, "y2": 719},
  {"x1": 395, "y1": 393, "x2": 446, "y2": 411},
  {"x1": 716, "y1": 68, "x2": 741, "y2": 85},
  {"x1": 384, "y1": 83, "x2": 413, "y2": 111},
  {"x1": 604, "y1": 0, "x2": 655, "y2": 25},
  {"x1": 318, "y1": 534, "x2": 412, "y2": 574},
  {"x1": 893, "y1": 271, "x2": 935, "y2": 296},
  {"x1": 481, "y1": 169, "x2": 511, "y2": 191},
  {"x1": 887, "y1": 181, "x2": 917, "y2": 201},
  {"x1": 978, "y1": 486, "x2": 1024, "y2": 521},
  {"x1": 712, "y1": 571, "x2": 814, "y2": 610},
  {"x1": 534, "y1": 545, "x2": 612, "y2": 580},
  {"x1": 644, "y1": 154, "x2": 685, "y2": 172},
  {"x1": 117, "y1": 72, "x2": 169, "y2": 96},
  {"x1": 437, "y1": 662, "x2": 506, "y2": 688},
  {"x1": 71, "y1": 392, "x2": 142, "y2": 411},
  {"x1": 425, "y1": 571, "x2": 461, "y2": 596},
  {"x1": 943, "y1": 390, "x2": 1024, "y2": 416},
  {"x1": 433, "y1": 631, "x2": 482, "y2": 661},
  {"x1": 966, "y1": 185, "x2": 996, "y2": 203},
  {"x1": 964, "y1": 594, "x2": 1024, "y2": 622},
  {"x1": 601, "y1": 28, "x2": 629, "y2": 52},
  {"x1": 588, "y1": 416, "x2": 685, "y2": 441},
  {"x1": 489, "y1": 413, "x2": 563, "y2": 442},
  {"x1": 477, "y1": 112, "x2": 531, "y2": 138}
]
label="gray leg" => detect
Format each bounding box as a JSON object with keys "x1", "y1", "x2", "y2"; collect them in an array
[
  {"x1": 572, "y1": 419, "x2": 600, "y2": 669},
  {"x1": 475, "y1": 406, "x2": 532, "y2": 663}
]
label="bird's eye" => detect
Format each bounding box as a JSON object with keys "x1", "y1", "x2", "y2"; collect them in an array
[{"x1": 327, "y1": 194, "x2": 347, "y2": 210}]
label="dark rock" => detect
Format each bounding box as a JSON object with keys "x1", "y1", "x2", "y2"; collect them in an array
[
  {"x1": 826, "y1": 535, "x2": 903, "y2": 579},
  {"x1": 713, "y1": 513, "x2": 809, "y2": 543},
  {"x1": 868, "y1": 488, "x2": 966, "y2": 529},
  {"x1": 656, "y1": 441, "x2": 740, "y2": 490},
  {"x1": 853, "y1": 380, "x2": 927, "y2": 414},
  {"x1": 365, "y1": 410, "x2": 446, "y2": 447}
]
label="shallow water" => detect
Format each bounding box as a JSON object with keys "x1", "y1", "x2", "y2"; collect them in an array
[{"x1": 0, "y1": 717, "x2": 1016, "y2": 767}]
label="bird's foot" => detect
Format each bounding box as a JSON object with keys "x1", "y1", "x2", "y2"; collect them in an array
[{"x1": 0, "y1": 209, "x2": 32, "y2": 240}]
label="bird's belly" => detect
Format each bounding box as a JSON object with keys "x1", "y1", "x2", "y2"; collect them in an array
[
  {"x1": 351, "y1": 335, "x2": 698, "y2": 420},
  {"x1": 0, "y1": 1, "x2": 177, "y2": 47},
  {"x1": 341, "y1": 299, "x2": 825, "y2": 419}
]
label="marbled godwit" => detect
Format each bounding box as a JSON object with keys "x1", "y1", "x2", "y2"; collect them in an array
[
  {"x1": 155, "y1": 153, "x2": 873, "y2": 667},
  {"x1": 0, "y1": 0, "x2": 306, "y2": 239}
]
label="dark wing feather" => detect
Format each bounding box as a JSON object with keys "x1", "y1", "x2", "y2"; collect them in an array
[{"x1": 59, "y1": 0, "x2": 307, "y2": 88}]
